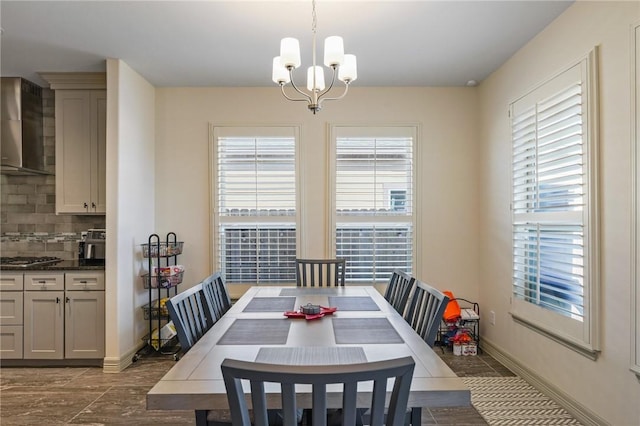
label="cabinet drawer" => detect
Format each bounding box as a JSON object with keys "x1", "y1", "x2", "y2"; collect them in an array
[
  {"x1": 0, "y1": 273, "x2": 24, "y2": 290},
  {"x1": 0, "y1": 325, "x2": 23, "y2": 359},
  {"x1": 65, "y1": 272, "x2": 105, "y2": 291},
  {"x1": 0, "y1": 292, "x2": 23, "y2": 325},
  {"x1": 24, "y1": 273, "x2": 64, "y2": 291}
]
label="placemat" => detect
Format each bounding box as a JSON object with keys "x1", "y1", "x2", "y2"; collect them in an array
[
  {"x1": 217, "y1": 319, "x2": 291, "y2": 345},
  {"x1": 255, "y1": 347, "x2": 367, "y2": 365},
  {"x1": 328, "y1": 296, "x2": 379, "y2": 311},
  {"x1": 332, "y1": 318, "x2": 403, "y2": 344},
  {"x1": 280, "y1": 287, "x2": 340, "y2": 296},
  {"x1": 243, "y1": 297, "x2": 297, "y2": 312}
]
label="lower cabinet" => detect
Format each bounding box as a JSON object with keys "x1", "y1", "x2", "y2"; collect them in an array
[
  {"x1": 65, "y1": 290, "x2": 105, "y2": 359},
  {"x1": 0, "y1": 289, "x2": 24, "y2": 359},
  {"x1": 24, "y1": 290, "x2": 64, "y2": 359},
  {"x1": 1, "y1": 270, "x2": 105, "y2": 361}
]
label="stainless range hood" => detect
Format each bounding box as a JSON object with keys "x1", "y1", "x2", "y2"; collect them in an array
[{"x1": 1, "y1": 77, "x2": 51, "y2": 175}]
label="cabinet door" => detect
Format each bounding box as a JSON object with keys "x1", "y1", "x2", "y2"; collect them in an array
[
  {"x1": 0, "y1": 326, "x2": 23, "y2": 359},
  {"x1": 65, "y1": 291, "x2": 105, "y2": 359},
  {"x1": 91, "y1": 91, "x2": 107, "y2": 213},
  {"x1": 55, "y1": 90, "x2": 92, "y2": 213},
  {"x1": 24, "y1": 291, "x2": 64, "y2": 359},
  {"x1": 0, "y1": 292, "x2": 23, "y2": 325}
]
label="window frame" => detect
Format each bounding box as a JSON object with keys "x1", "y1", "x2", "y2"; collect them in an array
[
  {"x1": 210, "y1": 125, "x2": 301, "y2": 285},
  {"x1": 509, "y1": 49, "x2": 600, "y2": 359},
  {"x1": 328, "y1": 124, "x2": 420, "y2": 284},
  {"x1": 631, "y1": 22, "x2": 640, "y2": 377}
]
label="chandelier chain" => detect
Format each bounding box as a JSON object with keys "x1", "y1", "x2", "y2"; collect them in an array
[
  {"x1": 312, "y1": 0, "x2": 317, "y2": 35},
  {"x1": 311, "y1": 0, "x2": 317, "y2": 89}
]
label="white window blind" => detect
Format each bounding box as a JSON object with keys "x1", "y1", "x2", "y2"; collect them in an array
[
  {"x1": 510, "y1": 51, "x2": 599, "y2": 355},
  {"x1": 213, "y1": 127, "x2": 298, "y2": 284},
  {"x1": 331, "y1": 126, "x2": 416, "y2": 283}
]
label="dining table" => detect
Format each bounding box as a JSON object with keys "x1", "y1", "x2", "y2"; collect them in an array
[{"x1": 146, "y1": 285, "x2": 471, "y2": 425}]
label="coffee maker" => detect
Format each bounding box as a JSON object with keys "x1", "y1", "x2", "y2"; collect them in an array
[{"x1": 79, "y1": 229, "x2": 106, "y2": 265}]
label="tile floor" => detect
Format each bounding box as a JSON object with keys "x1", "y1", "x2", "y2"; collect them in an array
[{"x1": 0, "y1": 346, "x2": 511, "y2": 425}]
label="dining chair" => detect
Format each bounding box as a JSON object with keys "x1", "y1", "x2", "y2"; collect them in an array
[
  {"x1": 166, "y1": 283, "x2": 210, "y2": 354},
  {"x1": 201, "y1": 272, "x2": 232, "y2": 324},
  {"x1": 403, "y1": 280, "x2": 450, "y2": 348},
  {"x1": 295, "y1": 258, "x2": 346, "y2": 287},
  {"x1": 221, "y1": 356, "x2": 415, "y2": 426},
  {"x1": 383, "y1": 270, "x2": 416, "y2": 316}
]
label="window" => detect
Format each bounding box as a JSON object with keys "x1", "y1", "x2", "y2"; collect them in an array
[
  {"x1": 510, "y1": 50, "x2": 599, "y2": 357},
  {"x1": 330, "y1": 126, "x2": 417, "y2": 283},
  {"x1": 389, "y1": 190, "x2": 407, "y2": 212},
  {"x1": 212, "y1": 127, "x2": 299, "y2": 284}
]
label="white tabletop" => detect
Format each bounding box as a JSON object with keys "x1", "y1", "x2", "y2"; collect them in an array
[{"x1": 146, "y1": 286, "x2": 470, "y2": 412}]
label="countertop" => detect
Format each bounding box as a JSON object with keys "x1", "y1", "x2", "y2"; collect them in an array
[{"x1": 0, "y1": 260, "x2": 105, "y2": 271}]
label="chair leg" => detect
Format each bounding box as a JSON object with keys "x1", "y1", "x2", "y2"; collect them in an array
[
  {"x1": 195, "y1": 409, "x2": 208, "y2": 426},
  {"x1": 410, "y1": 407, "x2": 422, "y2": 425}
]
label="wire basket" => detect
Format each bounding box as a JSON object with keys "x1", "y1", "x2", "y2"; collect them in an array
[
  {"x1": 142, "y1": 298, "x2": 170, "y2": 320},
  {"x1": 141, "y1": 241, "x2": 184, "y2": 258},
  {"x1": 142, "y1": 271, "x2": 184, "y2": 289}
]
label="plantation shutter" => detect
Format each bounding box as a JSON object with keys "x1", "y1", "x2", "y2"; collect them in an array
[
  {"x1": 333, "y1": 126, "x2": 415, "y2": 283},
  {"x1": 511, "y1": 78, "x2": 586, "y2": 321},
  {"x1": 214, "y1": 127, "x2": 297, "y2": 284},
  {"x1": 510, "y1": 51, "x2": 599, "y2": 354}
]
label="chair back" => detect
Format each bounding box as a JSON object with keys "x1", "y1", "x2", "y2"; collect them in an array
[
  {"x1": 403, "y1": 280, "x2": 450, "y2": 347},
  {"x1": 295, "y1": 258, "x2": 346, "y2": 287},
  {"x1": 166, "y1": 284, "x2": 209, "y2": 353},
  {"x1": 383, "y1": 270, "x2": 416, "y2": 316},
  {"x1": 221, "y1": 356, "x2": 415, "y2": 426},
  {"x1": 202, "y1": 272, "x2": 232, "y2": 324}
]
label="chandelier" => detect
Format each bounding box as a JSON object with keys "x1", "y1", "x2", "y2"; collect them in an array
[{"x1": 271, "y1": 0, "x2": 357, "y2": 114}]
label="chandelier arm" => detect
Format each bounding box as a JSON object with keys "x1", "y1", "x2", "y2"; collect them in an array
[
  {"x1": 285, "y1": 67, "x2": 313, "y2": 103},
  {"x1": 280, "y1": 84, "x2": 313, "y2": 103},
  {"x1": 317, "y1": 81, "x2": 350, "y2": 107},
  {"x1": 316, "y1": 65, "x2": 338, "y2": 99}
]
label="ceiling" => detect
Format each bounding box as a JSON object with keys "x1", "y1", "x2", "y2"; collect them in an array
[{"x1": 0, "y1": 1, "x2": 574, "y2": 88}]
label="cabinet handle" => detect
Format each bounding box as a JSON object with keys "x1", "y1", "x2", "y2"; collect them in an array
[
  {"x1": 91, "y1": 202, "x2": 96, "y2": 209},
  {"x1": 56, "y1": 297, "x2": 61, "y2": 303},
  {"x1": 38, "y1": 280, "x2": 46, "y2": 284},
  {"x1": 84, "y1": 202, "x2": 88, "y2": 208},
  {"x1": 80, "y1": 280, "x2": 87, "y2": 284},
  {"x1": 66, "y1": 297, "x2": 70, "y2": 303}
]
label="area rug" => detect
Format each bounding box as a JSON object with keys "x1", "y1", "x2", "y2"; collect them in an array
[{"x1": 462, "y1": 376, "x2": 583, "y2": 425}]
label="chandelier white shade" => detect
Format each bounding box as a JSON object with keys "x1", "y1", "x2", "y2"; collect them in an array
[{"x1": 271, "y1": 0, "x2": 357, "y2": 114}]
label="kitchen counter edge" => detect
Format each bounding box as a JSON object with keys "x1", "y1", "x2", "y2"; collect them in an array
[{"x1": 0, "y1": 261, "x2": 105, "y2": 271}]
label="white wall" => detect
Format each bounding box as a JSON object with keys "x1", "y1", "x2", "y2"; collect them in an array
[
  {"x1": 104, "y1": 59, "x2": 156, "y2": 371},
  {"x1": 478, "y1": 1, "x2": 640, "y2": 424},
  {"x1": 154, "y1": 87, "x2": 480, "y2": 300}
]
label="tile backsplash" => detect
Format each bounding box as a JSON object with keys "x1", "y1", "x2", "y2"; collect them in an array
[{"x1": 0, "y1": 88, "x2": 105, "y2": 260}]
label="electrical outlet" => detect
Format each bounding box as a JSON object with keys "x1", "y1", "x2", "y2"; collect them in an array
[{"x1": 489, "y1": 310, "x2": 496, "y2": 325}]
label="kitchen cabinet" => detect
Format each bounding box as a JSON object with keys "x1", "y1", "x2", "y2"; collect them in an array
[
  {"x1": 0, "y1": 275, "x2": 24, "y2": 359},
  {"x1": 64, "y1": 272, "x2": 105, "y2": 359},
  {"x1": 3, "y1": 270, "x2": 105, "y2": 361},
  {"x1": 24, "y1": 290, "x2": 64, "y2": 359},
  {"x1": 55, "y1": 89, "x2": 106, "y2": 214}
]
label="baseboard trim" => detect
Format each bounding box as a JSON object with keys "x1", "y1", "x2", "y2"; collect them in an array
[
  {"x1": 102, "y1": 343, "x2": 145, "y2": 373},
  {"x1": 481, "y1": 338, "x2": 609, "y2": 426}
]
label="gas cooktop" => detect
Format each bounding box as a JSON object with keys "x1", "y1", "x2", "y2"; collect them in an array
[{"x1": 0, "y1": 256, "x2": 62, "y2": 267}]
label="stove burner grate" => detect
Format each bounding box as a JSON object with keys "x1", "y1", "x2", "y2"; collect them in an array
[{"x1": 0, "y1": 256, "x2": 62, "y2": 267}]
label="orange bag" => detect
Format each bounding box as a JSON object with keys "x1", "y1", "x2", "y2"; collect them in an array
[{"x1": 443, "y1": 291, "x2": 461, "y2": 323}]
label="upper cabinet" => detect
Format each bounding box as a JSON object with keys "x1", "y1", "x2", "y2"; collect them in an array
[
  {"x1": 40, "y1": 72, "x2": 107, "y2": 214},
  {"x1": 55, "y1": 90, "x2": 106, "y2": 213}
]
